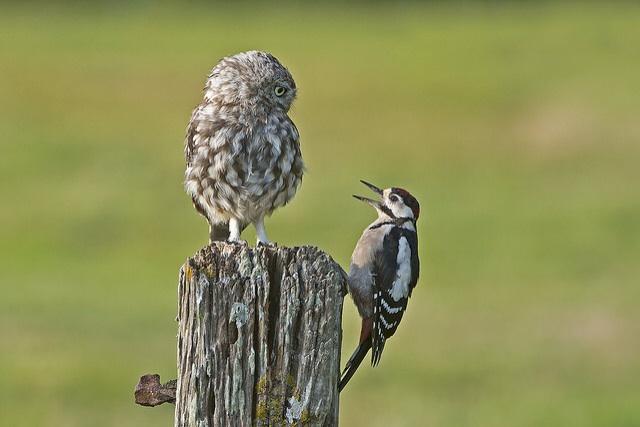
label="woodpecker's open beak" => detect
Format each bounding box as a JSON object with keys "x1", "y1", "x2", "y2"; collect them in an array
[
  {"x1": 360, "y1": 180, "x2": 383, "y2": 195},
  {"x1": 353, "y1": 180, "x2": 383, "y2": 209}
]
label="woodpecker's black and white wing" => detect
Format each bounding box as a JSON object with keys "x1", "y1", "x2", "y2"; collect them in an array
[{"x1": 371, "y1": 226, "x2": 419, "y2": 366}]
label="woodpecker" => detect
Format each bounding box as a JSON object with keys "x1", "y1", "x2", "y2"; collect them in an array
[{"x1": 339, "y1": 180, "x2": 420, "y2": 392}]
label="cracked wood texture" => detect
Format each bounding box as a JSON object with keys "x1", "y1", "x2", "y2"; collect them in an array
[{"x1": 175, "y1": 242, "x2": 346, "y2": 427}]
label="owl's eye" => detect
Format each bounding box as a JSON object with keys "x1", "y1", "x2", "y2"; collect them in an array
[
  {"x1": 389, "y1": 195, "x2": 399, "y2": 203},
  {"x1": 274, "y1": 86, "x2": 287, "y2": 97}
]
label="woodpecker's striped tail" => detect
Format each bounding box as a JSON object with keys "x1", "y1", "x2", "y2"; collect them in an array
[{"x1": 338, "y1": 336, "x2": 371, "y2": 392}]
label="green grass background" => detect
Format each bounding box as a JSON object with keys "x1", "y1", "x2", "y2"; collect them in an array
[{"x1": 1, "y1": 2, "x2": 639, "y2": 426}]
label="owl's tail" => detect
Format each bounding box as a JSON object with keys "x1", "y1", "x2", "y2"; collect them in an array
[{"x1": 209, "y1": 223, "x2": 230, "y2": 242}]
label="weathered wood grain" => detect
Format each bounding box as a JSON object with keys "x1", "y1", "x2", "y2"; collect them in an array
[{"x1": 175, "y1": 242, "x2": 346, "y2": 426}]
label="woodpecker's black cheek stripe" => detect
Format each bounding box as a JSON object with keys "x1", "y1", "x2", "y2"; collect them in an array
[
  {"x1": 380, "y1": 205, "x2": 396, "y2": 219},
  {"x1": 368, "y1": 218, "x2": 415, "y2": 230},
  {"x1": 368, "y1": 221, "x2": 395, "y2": 230}
]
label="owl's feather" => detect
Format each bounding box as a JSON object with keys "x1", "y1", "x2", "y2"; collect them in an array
[{"x1": 184, "y1": 51, "x2": 304, "y2": 240}]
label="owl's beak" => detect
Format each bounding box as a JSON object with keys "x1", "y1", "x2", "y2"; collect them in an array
[{"x1": 353, "y1": 180, "x2": 383, "y2": 209}]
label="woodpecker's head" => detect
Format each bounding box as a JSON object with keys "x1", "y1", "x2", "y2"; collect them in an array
[{"x1": 353, "y1": 180, "x2": 420, "y2": 222}]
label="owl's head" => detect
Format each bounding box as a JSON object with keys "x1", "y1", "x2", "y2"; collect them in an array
[{"x1": 206, "y1": 51, "x2": 297, "y2": 113}]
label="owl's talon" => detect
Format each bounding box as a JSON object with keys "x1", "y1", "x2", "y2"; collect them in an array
[
  {"x1": 257, "y1": 241, "x2": 277, "y2": 248},
  {"x1": 226, "y1": 238, "x2": 248, "y2": 246}
]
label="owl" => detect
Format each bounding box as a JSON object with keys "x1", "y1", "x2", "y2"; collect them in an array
[{"x1": 184, "y1": 51, "x2": 304, "y2": 245}]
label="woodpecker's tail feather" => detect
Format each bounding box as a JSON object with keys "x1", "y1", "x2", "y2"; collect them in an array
[{"x1": 338, "y1": 337, "x2": 372, "y2": 392}]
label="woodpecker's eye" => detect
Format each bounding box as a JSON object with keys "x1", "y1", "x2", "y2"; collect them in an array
[
  {"x1": 389, "y1": 195, "x2": 399, "y2": 203},
  {"x1": 274, "y1": 86, "x2": 287, "y2": 97}
]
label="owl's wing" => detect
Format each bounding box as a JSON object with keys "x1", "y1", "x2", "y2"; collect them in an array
[
  {"x1": 184, "y1": 107, "x2": 199, "y2": 165},
  {"x1": 285, "y1": 119, "x2": 305, "y2": 181},
  {"x1": 184, "y1": 103, "x2": 228, "y2": 166},
  {"x1": 184, "y1": 103, "x2": 227, "y2": 228}
]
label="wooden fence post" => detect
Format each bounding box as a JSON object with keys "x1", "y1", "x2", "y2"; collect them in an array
[{"x1": 170, "y1": 242, "x2": 346, "y2": 426}]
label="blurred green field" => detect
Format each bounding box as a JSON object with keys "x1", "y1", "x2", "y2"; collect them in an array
[{"x1": 1, "y1": 2, "x2": 639, "y2": 426}]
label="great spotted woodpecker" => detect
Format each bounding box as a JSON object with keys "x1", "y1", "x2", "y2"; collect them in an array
[{"x1": 339, "y1": 180, "x2": 420, "y2": 392}]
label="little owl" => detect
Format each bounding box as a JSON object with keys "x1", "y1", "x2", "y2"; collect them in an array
[{"x1": 184, "y1": 51, "x2": 304, "y2": 245}]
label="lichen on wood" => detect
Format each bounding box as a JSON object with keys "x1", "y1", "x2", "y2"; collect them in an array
[{"x1": 174, "y1": 242, "x2": 346, "y2": 426}]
